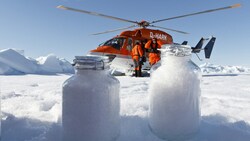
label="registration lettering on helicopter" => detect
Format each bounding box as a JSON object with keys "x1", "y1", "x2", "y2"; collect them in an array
[{"x1": 150, "y1": 32, "x2": 167, "y2": 41}]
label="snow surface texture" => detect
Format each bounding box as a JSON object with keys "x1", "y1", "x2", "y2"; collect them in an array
[
  {"x1": 1, "y1": 74, "x2": 250, "y2": 141},
  {"x1": 0, "y1": 49, "x2": 74, "y2": 75},
  {"x1": 149, "y1": 55, "x2": 201, "y2": 140}
]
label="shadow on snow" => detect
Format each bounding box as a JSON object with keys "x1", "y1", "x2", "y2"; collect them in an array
[{"x1": 1, "y1": 113, "x2": 250, "y2": 141}]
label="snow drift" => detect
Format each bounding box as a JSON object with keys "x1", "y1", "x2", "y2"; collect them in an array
[
  {"x1": 200, "y1": 63, "x2": 250, "y2": 74},
  {"x1": 0, "y1": 49, "x2": 38, "y2": 74},
  {"x1": 37, "y1": 54, "x2": 74, "y2": 74},
  {"x1": 0, "y1": 49, "x2": 74, "y2": 75}
]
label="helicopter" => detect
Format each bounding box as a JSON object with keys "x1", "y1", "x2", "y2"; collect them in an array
[{"x1": 57, "y1": 4, "x2": 241, "y2": 73}]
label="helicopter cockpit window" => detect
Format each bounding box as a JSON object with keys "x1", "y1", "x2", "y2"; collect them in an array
[
  {"x1": 103, "y1": 37, "x2": 125, "y2": 50},
  {"x1": 98, "y1": 42, "x2": 105, "y2": 47}
]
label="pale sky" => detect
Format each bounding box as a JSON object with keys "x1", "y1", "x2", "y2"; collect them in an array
[{"x1": 1, "y1": 0, "x2": 249, "y2": 66}]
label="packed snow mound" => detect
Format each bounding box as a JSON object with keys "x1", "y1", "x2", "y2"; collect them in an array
[
  {"x1": 36, "y1": 54, "x2": 74, "y2": 74},
  {"x1": 0, "y1": 49, "x2": 38, "y2": 74},
  {"x1": 0, "y1": 48, "x2": 74, "y2": 75},
  {"x1": 200, "y1": 63, "x2": 250, "y2": 74}
]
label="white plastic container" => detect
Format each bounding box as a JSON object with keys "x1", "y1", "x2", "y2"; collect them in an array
[
  {"x1": 148, "y1": 45, "x2": 201, "y2": 140},
  {"x1": 62, "y1": 56, "x2": 120, "y2": 141}
]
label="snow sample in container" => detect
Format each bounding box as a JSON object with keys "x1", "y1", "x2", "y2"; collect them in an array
[
  {"x1": 148, "y1": 44, "x2": 201, "y2": 140},
  {"x1": 62, "y1": 56, "x2": 120, "y2": 141}
]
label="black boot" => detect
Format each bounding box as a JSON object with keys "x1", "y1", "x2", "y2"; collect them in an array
[
  {"x1": 138, "y1": 69, "x2": 142, "y2": 77},
  {"x1": 135, "y1": 70, "x2": 138, "y2": 77}
]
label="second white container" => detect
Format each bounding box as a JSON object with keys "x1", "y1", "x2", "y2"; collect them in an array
[{"x1": 149, "y1": 45, "x2": 201, "y2": 140}]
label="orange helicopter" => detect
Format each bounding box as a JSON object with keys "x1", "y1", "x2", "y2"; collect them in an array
[{"x1": 57, "y1": 4, "x2": 241, "y2": 73}]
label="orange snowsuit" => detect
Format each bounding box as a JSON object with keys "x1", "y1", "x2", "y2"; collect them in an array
[
  {"x1": 145, "y1": 40, "x2": 162, "y2": 66},
  {"x1": 132, "y1": 44, "x2": 144, "y2": 71}
]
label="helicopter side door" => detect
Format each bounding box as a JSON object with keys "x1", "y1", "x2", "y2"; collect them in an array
[
  {"x1": 126, "y1": 38, "x2": 133, "y2": 52},
  {"x1": 110, "y1": 37, "x2": 134, "y2": 72}
]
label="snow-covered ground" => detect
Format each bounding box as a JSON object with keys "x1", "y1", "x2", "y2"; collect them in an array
[{"x1": 1, "y1": 74, "x2": 250, "y2": 141}]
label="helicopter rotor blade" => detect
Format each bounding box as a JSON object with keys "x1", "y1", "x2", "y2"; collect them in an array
[
  {"x1": 57, "y1": 5, "x2": 138, "y2": 24},
  {"x1": 91, "y1": 25, "x2": 137, "y2": 35},
  {"x1": 151, "y1": 3, "x2": 241, "y2": 24},
  {"x1": 150, "y1": 25, "x2": 189, "y2": 34}
]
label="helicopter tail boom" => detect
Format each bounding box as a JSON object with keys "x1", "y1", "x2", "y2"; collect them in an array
[
  {"x1": 190, "y1": 37, "x2": 216, "y2": 59},
  {"x1": 192, "y1": 37, "x2": 208, "y2": 53}
]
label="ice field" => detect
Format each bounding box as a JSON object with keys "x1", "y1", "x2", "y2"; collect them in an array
[{"x1": 1, "y1": 74, "x2": 250, "y2": 141}]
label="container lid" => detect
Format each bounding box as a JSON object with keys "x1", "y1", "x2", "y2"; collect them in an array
[
  {"x1": 73, "y1": 56, "x2": 110, "y2": 70},
  {"x1": 161, "y1": 44, "x2": 192, "y2": 57}
]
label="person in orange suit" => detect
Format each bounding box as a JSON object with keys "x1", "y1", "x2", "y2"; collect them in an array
[
  {"x1": 145, "y1": 38, "x2": 162, "y2": 66},
  {"x1": 132, "y1": 41, "x2": 144, "y2": 77}
]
